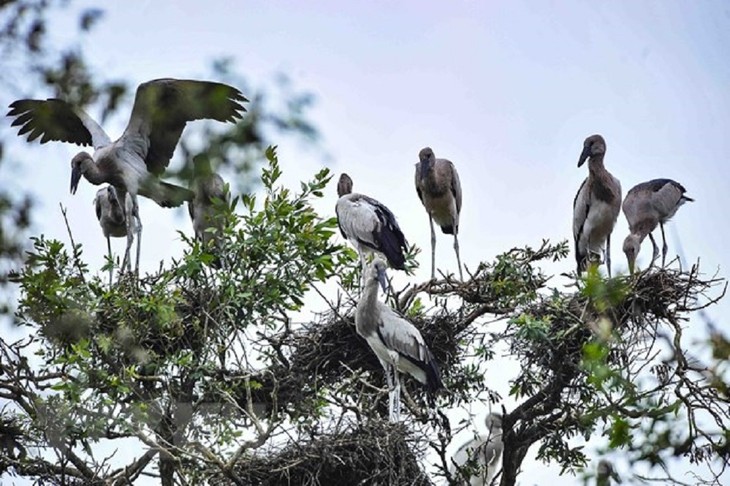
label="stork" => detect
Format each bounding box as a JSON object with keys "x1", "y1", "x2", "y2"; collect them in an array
[
  {"x1": 622, "y1": 179, "x2": 693, "y2": 273},
  {"x1": 596, "y1": 459, "x2": 621, "y2": 486},
  {"x1": 449, "y1": 412, "x2": 503, "y2": 486},
  {"x1": 7, "y1": 78, "x2": 246, "y2": 270},
  {"x1": 573, "y1": 135, "x2": 622, "y2": 277},
  {"x1": 188, "y1": 155, "x2": 230, "y2": 253},
  {"x1": 93, "y1": 185, "x2": 138, "y2": 285},
  {"x1": 355, "y1": 258, "x2": 441, "y2": 422},
  {"x1": 415, "y1": 147, "x2": 463, "y2": 280},
  {"x1": 336, "y1": 173, "x2": 408, "y2": 273}
]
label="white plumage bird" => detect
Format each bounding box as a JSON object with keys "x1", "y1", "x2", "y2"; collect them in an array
[
  {"x1": 449, "y1": 412, "x2": 504, "y2": 486},
  {"x1": 93, "y1": 185, "x2": 138, "y2": 284},
  {"x1": 7, "y1": 78, "x2": 247, "y2": 270},
  {"x1": 573, "y1": 134, "x2": 622, "y2": 277},
  {"x1": 336, "y1": 173, "x2": 408, "y2": 272},
  {"x1": 621, "y1": 178, "x2": 693, "y2": 273},
  {"x1": 355, "y1": 258, "x2": 441, "y2": 422},
  {"x1": 415, "y1": 147, "x2": 464, "y2": 280}
]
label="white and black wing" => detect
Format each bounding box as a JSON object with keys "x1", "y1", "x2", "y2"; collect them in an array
[
  {"x1": 121, "y1": 79, "x2": 248, "y2": 175},
  {"x1": 572, "y1": 178, "x2": 590, "y2": 271},
  {"x1": 7, "y1": 98, "x2": 111, "y2": 149}
]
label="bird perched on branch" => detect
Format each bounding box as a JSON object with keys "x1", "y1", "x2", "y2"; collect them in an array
[
  {"x1": 188, "y1": 155, "x2": 230, "y2": 256},
  {"x1": 93, "y1": 185, "x2": 137, "y2": 284},
  {"x1": 7, "y1": 78, "x2": 247, "y2": 272},
  {"x1": 355, "y1": 258, "x2": 441, "y2": 422},
  {"x1": 449, "y1": 412, "x2": 504, "y2": 486},
  {"x1": 336, "y1": 173, "x2": 408, "y2": 272},
  {"x1": 415, "y1": 147, "x2": 463, "y2": 280},
  {"x1": 573, "y1": 135, "x2": 622, "y2": 277},
  {"x1": 621, "y1": 178, "x2": 693, "y2": 273},
  {"x1": 596, "y1": 459, "x2": 621, "y2": 485}
]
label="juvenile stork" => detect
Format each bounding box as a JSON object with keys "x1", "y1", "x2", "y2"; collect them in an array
[
  {"x1": 415, "y1": 147, "x2": 463, "y2": 280},
  {"x1": 93, "y1": 185, "x2": 138, "y2": 284},
  {"x1": 336, "y1": 173, "x2": 408, "y2": 272},
  {"x1": 573, "y1": 135, "x2": 622, "y2": 277},
  {"x1": 449, "y1": 412, "x2": 504, "y2": 486},
  {"x1": 622, "y1": 179, "x2": 693, "y2": 273},
  {"x1": 188, "y1": 156, "x2": 230, "y2": 249},
  {"x1": 355, "y1": 258, "x2": 441, "y2": 422},
  {"x1": 7, "y1": 78, "x2": 247, "y2": 269}
]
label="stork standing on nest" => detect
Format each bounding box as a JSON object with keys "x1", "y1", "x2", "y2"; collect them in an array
[
  {"x1": 7, "y1": 78, "x2": 247, "y2": 271},
  {"x1": 415, "y1": 147, "x2": 463, "y2": 280},
  {"x1": 93, "y1": 185, "x2": 138, "y2": 284},
  {"x1": 355, "y1": 258, "x2": 441, "y2": 422},
  {"x1": 449, "y1": 412, "x2": 503, "y2": 486},
  {"x1": 188, "y1": 156, "x2": 230, "y2": 250},
  {"x1": 573, "y1": 135, "x2": 622, "y2": 277},
  {"x1": 336, "y1": 173, "x2": 408, "y2": 273},
  {"x1": 621, "y1": 179, "x2": 693, "y2": 273}
]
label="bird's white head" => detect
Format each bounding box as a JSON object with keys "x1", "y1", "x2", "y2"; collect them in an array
[
  {"x1": 70, "y1": 151, "x2": 94, "y2": 194},
  {"x1": 337, "y1": 173, "x2": 353, "y2": 197},
  {"x1": 368, "y1": 258, "x2": 389, "y2": 294},
  {"x1": 578, "y1": 134, "x2": 606, "y2": 167},
  {"x1": 622, "y1": 233, "x2": 642, "y2": 274},
  {"x1": 485, "y1": 412, "x2": 503, "y2": 433}
]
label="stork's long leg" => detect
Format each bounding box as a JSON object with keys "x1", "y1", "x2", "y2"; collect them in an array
[
  {"x1": 605, "y1": 233, "x2": 612, "y2": 278},
  {"x1": 107, "y1": 236, "x2": 114, "y2": 287},
  {"x1": 391, "y1": 361, "x2": 401, "y2": 422},
  {"x1": 660, "y1": 223, "x2": 668, "y2": 267},
  {"x1": 134, "y1": 212, "x2": 142, "y2": 275},
  {"x1": 453, "y1": 231, "x2": 464, "y2": 281},
  {"x1": 648, "y1": 233, "x2": 660, "y2": 267},
  {"x1": 429, "y1": 215, "x2": 436, "y2": 280}
]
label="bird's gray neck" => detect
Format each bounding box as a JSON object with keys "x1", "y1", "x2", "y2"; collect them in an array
[
  {"x1": 83, "y1": 161, "x2": 107, "y2": 186},
  {"x1": 587, "y1": 155, "x2": 607, "y2": 176},
  {"x1": 356, "y1": 279, "x2": 380, "y2": 335},
  {"x1": 418, "y1": 159, "x2": 433, "y2": 181}
]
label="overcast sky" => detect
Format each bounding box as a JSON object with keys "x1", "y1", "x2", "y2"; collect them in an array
[{"x1": 3, "y1": 1, "x2": 729, "y2": 484}]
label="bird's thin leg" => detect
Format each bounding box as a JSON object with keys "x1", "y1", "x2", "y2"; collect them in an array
[
  {"x1": 660, "y1": 222, "x2": 668, "y2": 267},
  {"x1": 107, "y1": 236, "x2": 114, "y2": 287},
  {"x1": 135, "y1": 212, "x2": 142, "y2": 275},
  {"x1": 122, "y1": 222, "x2": 133, "y2": 275},
  {"x1": 391, "y1": 359, "x2": 401, "y2": 422},
  {"x1": 648, "y1": 233, "x2": 660, "y2": 268},
  {"x1": 453, "y1": 232, "x2": 464, "y2": 281},
  {"x1": 429, "y1": 215, "x2": 436, "y2": 280},
  {"x1": 384, "y1": 362, "x2": 396, "y2": 422},
  {"x1": 605, "y1": 234, "x2": 612, "y2": 278}
]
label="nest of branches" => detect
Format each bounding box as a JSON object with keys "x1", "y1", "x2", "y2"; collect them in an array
[{"x1": 217, "y1": 419, "x2": 433, "y2": 486}]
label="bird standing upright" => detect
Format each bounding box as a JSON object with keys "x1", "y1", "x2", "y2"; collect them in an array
[
  {"x1": 7, "y1": 78, "x2": 247, "y2": 272},
  {"x1": 336, "y1": 173, "x2": 408, "y2": 273},
  {"x1": 621, "y1": 179, "x2": 693, "y2": 273},
  {"x1": 93, "y1": 185, "x2": 138, "y2": 285},
  {"x1": 355, "y1": 258, "x2": 441, "y2": 422},
  {"x1": 573, "y1": 135, "x2": 622, "y2": 277},
  {"x1": 449, "y1": 412, "x2": 504, "y2": 486},
  {"x1": 415, "y1": 147, "x2": 463, "y2": 280},
  {"x1": 188, "y1": 155, "x2": 230, "y2": 250}
]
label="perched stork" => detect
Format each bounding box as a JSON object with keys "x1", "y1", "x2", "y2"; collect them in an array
[
  {"x1": 622, "y1": 179, "x2": 693, "y2": 273},
  {"x1": 188, "y1": 156, "x2": 230, "y2": 249},
  {"x1": 336, "y1": 173, "x2": 408, "y2": 272},
  {"x1": 355, "y1": 258, "x2": 441, "y2": 422},
  {"x1": 573, "y1": 135, "x2": 622, "y2": 277},
  {"x1": 7, "y1": 78, "x2": 247, "y2": 268},
  {"x1": 596, "y1": 459, "x2": 621, "y2": 486},
  {"x1": 93, "y1": 185, "x2": 138, "y2": 284},
  {"x1": 449, "y1": 412, "x2": 504, "y2": 486},
  {"x1": 415, "y1": 147, "x2": 463, "y2": 280}
]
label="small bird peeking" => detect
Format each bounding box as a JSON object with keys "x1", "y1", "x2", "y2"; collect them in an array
[
  {"x1": 335, "y1": 173, "x2": 408, "y2": 274},
  {"x1": 188, "y1": 155, "x2": 231, "y2": 265},
  {"x1": 355, "y1": 258, "x2": 442, "y2": 422},
  {"x1": 449, "y1": 412, "x2": 504, "y2": 486},
  {"x1": 415, "y1": 147, "x2": 463, "y2": 281},
  {"x1": 573, "y1": 135, "x2": 622, "y2": 277},
  {"x1": 621, "y1": 178, "x2": 693, "y2": 273}
]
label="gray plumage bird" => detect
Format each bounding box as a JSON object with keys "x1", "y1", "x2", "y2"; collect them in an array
[
  {"x1": 336, "y1": 173, "x2": 408, "y2": 272},
  {"x1": 7, "y1": 78, "x2": 247, "y2": 270},
  {"x1": 596, "y1": 459, "x2": 621, "y2": 485},
  {"x1": 355, "y1": 258, "x2": 441, "y2": 422},
  {"x1": 188, "y1": 157, "x2": 230, "y2": 249},
  {"x1": 93, "y1": 185, "x2": 138, "y2": 284},
  {"x1": 449, "y1": 412, "x2": 504, "y2": 486},
  {"x1": 622, "y1": 179, "x2": 693, "y2": 273},
  {"x1": 573, "y1": 135, "x2": 622, "y2": 277},
  {"x1": 415, "y1": 147, "x2": 463, "y2": 280}
]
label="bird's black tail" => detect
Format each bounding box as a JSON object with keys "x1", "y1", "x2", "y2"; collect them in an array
[
  {"x1": 376, "y1": 226, "x2": 407, "y2": 270},
  {"x1": 440, "y1": 224, "x2": 455, "y2": 235}
]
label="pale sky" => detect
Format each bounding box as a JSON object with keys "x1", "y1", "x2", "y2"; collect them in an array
[{"x1": 2, "y1": 1, "x2": 729, "y2": 484}]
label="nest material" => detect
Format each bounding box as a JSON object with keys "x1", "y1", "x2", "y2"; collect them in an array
[{"x1": 218, "y1": 420, "x2": 434, "y2": 486}]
